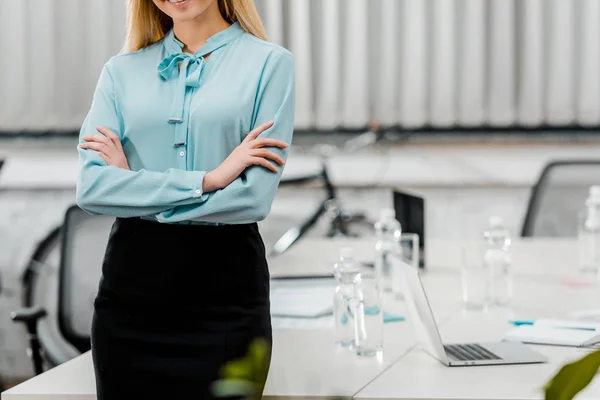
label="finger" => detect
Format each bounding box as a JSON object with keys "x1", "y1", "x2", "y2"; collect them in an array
[
  {"x1": 251, "y1": 138, "x2": 289, "y2": 149},
  {"x1": 84, "y1": 133, "x2": 112, "y2": 149},
  {"x1": 251, "y1": 149, "x2": 285, "y2": 166},
  {"x1": 94, "y1": 127, "x2": 116, "y2": 149},
  {"x1": 97, "y1": 126, "x2": 123, "y2": 151},
  {"x1": 82, "y1": 134, "x2": 108, "y2": 143},
  {"x1": 251, "y1": 157, "x2": 278, "y2": 173},
  {"x1": 80, "y1": 142, "x2": 109, "y2": 153},
  {"x1": 243, "y1": 121, "x2": 274, "y2": 142}
]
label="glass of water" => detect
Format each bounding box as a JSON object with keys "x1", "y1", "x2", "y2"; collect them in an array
[
  {"x1": 400, "y1": 233, "x2": 420, "y2": 269},
  {"x1": 461, "y1": 244, "x2": 489, "y2": 312},
  {"x1": 577, "y1": 209, "x2": 600, "y2": 276},
  {"x1": 353, "y1": 276, "x2": 384, "y2": 356}
]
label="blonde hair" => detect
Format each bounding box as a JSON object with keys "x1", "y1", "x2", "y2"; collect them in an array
[{"x1": 124, "y1": 0, "x2": 267, "y2": 52}]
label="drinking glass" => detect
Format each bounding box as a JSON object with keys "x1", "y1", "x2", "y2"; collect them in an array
[
  {"x1": 353, "y1": 277, "x2": 384, "y2": 356},
  {"x1": 461, "y1": 244, "x2": 489, "y2": 312},
  {"x1": 400, "y1": 233, "x2": 420, "y2": 269},
  {"x1": 384, "y1": 233, "x2": 420, "y2": 296},
  {"x1": 578, "y1": 209, "x2": 600, "y2": 276}
]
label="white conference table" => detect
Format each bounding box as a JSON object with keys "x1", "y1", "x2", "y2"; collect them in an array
[
  {"x1": 355, "y1": 316, "x2": 597, "y2": 400},
  {"x1": 0, "y1": 273, "x2": 458, "y2": 400},
  {"x1": 3, "y1": 237, "x2": 599, "y2": 399},
  {"x1": 355, "y1": 277, "x2": 600, "y2": 400},
  {"x1": 268, "y1": 237, "x2": 586, "y2": 282}
]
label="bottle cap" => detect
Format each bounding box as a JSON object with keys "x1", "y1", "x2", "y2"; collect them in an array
[
  {"x1": 489, "y1": 216, "x2": 504, "y2": 228},
  {"x1": 340, "y1": 247, "x2": 354, "y2": 259},
  {"x1": 380, "y1": 208, "x2": 396, "y2": 220}
]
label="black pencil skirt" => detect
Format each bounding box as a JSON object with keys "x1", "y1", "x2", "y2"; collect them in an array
[{"x1": 91, "y1": 217, "x2": 272, "y2": 400}]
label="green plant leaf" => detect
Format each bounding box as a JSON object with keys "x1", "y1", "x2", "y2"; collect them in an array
[
  {"x1": 220, "y1": 358, "x2": 252, "y2": 381},
  {"x1": 248, "y1": 338, "x2": 269, "y2": 384},
  {"x1": 545, "y1": 349, "x2": 600, "y2": 400},
  {"x1": 212, "y1": 338, "x2": 271, "y2": 399}
]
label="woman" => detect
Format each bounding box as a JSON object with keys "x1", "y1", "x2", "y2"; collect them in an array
[{"x1": 75, "y1": 0, "x2": 294, "y2": 398}]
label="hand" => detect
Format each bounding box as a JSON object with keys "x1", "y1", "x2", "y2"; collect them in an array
[
  {"x1": 80, "y1": 126, "x2": 130, "y2": 170},
  {"x1": 203, "y1": 121, "x2": 288, "y2": 192}
]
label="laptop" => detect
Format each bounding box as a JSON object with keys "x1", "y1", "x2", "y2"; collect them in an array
[
  {"x1": 393, "y1": 190, "x2": 425, "y2": 268},
  {"x1": 398, "y1": 263, "x2": 548, "y2": 366}
]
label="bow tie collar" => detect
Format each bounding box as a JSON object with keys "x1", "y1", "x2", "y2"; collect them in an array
[
  {"x1": 158, "y1": 22, "x2": 244, "y2": 124},
  {"x1": 158, "y1": 53, "x2": 206, "y2": 123}
]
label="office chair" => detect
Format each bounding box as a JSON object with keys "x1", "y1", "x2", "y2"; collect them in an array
[
  {"x1": 521, "y1": 160, "x2": 600, "y2": 237},
  {"x1": 11, "y1": 205, "x2": 115, "y2": 375},
  {"x1": 10, "y1": 226, "x2": 72, "y2": 375}
]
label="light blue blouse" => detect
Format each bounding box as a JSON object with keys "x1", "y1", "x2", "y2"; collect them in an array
[{"x1": 76, "y1": 22, "x2": 295, "y2": 225}]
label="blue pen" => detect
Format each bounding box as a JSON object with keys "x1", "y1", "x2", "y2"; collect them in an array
[
  {"x1": 556, "y1": 326, "x2": 597, "y2": 332},
  {"x1": 509, "y1": 320, "x2": 535, "y2": 326},
  {"x1": 383, "y1": 312, "x2": 405, "y2": 323}
]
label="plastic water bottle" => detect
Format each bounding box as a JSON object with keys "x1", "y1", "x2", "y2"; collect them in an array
[
  {"x1": 482, "y1": 216, "x2": 512, "y2": 307},
  {"x1": 333, "y1": 247, "x2": 362, "y2": 347},
  {"x1": 374, "y1": 208, "x2": 403, "y2": 294},
  {"x1": 578, "y1": 186, "x2": 600, "y2": 275}
]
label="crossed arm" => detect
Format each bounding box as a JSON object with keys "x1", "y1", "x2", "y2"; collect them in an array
[{"x1": 76, "y1": 51, "x2": 295, "y2": 224}]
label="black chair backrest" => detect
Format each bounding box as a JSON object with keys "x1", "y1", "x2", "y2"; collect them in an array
[
  {"x1": 21, "y1": 227, "x2": 61, "y2": 308},
  {"x1": 521, "y1": 160, "x2": 600, "y2": 237},
  {"x1": 57, "y1": 205, "x2": 115, "y2": 353},
  {"x1": 21, "y1": 225, "x2": 79, "y2": 367}
]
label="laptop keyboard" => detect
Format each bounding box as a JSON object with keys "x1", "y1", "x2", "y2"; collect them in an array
[{"x1": 444, "y1": 344, "x2": 502, "y2": 361}]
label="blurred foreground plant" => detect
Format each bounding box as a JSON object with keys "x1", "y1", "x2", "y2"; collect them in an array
[
  {"x1": 545, "y1": 349, "x2": 600, "y2": 400},
  {"x1": 211, "y1": 338, "x2": 270, "y2": 400},
  {"x1": 211, "y1": 336, "x2": 345, "y2": 399}
]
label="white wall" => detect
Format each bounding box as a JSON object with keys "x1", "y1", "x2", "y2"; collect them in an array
[{"x1": 2, "y1": 0, "x2": 600, "y2": 132}]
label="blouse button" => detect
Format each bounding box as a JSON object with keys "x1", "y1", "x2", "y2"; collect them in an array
[
  {"x1": 195, "y1": 189, "x2": 201, "y2": 195},
  {"x1": 179, "y1": 151, "x2": 185, "y2": 157}
]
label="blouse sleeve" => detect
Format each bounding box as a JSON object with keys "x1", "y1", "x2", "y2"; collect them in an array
[
  {"x1": 153, "y1": 50, "x2": 295, "y2": 224},
  {"x1": 76, "y1": 62, "x2": 210, "y2": 218}
]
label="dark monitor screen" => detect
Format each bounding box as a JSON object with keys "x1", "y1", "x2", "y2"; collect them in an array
[{"x1": 393, "y1": 190, "x2": 425, "y2": 268}]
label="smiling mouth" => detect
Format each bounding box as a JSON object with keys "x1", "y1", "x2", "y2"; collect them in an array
[{"x1": 168, "y1": 0, "x2": 189, "y2": 5}]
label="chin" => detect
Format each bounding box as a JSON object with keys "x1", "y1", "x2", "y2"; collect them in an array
[{"x1": 153, "y1": 0, "x2": 217, "y2": 22}]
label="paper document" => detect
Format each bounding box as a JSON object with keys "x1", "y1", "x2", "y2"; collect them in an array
[
  {"x1": 504, "y1": 319, "x2": 600, "y2": 347},
  {"x1": 270, "y1": 278, "x2": 335, "y2": 318}
]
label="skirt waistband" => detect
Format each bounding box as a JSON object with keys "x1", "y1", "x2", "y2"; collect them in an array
[{"x1": 138, "y1": 215, "x2": 226, "y2": 226}]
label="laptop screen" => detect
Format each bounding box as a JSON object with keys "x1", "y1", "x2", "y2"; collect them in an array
[
  {"x1": 399, "y1": 263, "x2": 449, "y2": 365},
  {"x1": 393, "y1": 190, "x2": 425, "y2": 268}
]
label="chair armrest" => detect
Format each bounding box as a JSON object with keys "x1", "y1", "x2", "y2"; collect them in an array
[
  {"x1": 11, "y1": 306, "x2": 48, "y2": 375},
  {"x1": 11, "y1": 306, "x2": 47, "y2": 333}
]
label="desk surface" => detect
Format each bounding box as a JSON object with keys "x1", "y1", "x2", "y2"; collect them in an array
[
  {"x1": 2, "y1": 273, "x2": 457, "y2": 400},
  {"x1": 2, "y1": 351, "x2": 95, "y2": 399},
  {"x1": 355, "y1": 312, "x2": 597, "y2": 400},
  {"x1": 3, "y1": 237, "x2": 598, "y2": 400},
  {"x1": 1, "y1": 328, "x2": 414, "y2": 400},
  {"x1": 353, "y1": 277, "x2": 600, "y2": 400},
  {"x1": 266, "y1": 328, "x2": 412, "y2": 399},
  {"x1": 269, "y1": 237, "x2": 582, "y2": 281}
]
